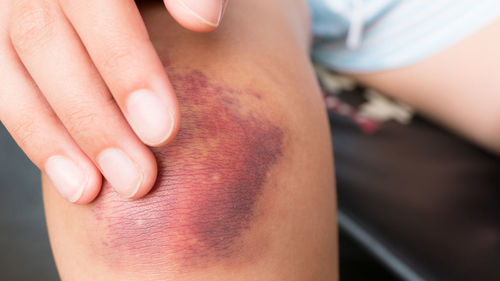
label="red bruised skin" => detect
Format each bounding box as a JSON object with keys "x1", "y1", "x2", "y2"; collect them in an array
[{"x1": 91, "y1": 70, "x2": 285, "y2": 270}]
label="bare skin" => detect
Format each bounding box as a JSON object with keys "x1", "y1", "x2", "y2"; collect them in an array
[
  {"x1": 351, "y1": 18, "x2": 500, "y2": 154},
  {"x1": 43, "y1": 0, "x2": 338, "y2": 280}
]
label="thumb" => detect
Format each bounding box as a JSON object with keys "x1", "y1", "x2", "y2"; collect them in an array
[{"x1": 163, "y1": 0, "x2": 229, "y2": 32}]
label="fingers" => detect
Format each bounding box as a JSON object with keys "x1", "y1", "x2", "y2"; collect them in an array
[
  {"x1": 163, "y1": 0, "x2": 229, "y2": 32},
  {"x1": 9, "y1": 0, "x2": 158, "y2": 199},
  {"x1": 0, "y1": 38, "x2": 101, "y2": 204},
  {"x1": 58, "y1": 0, "x2": 180, "y2": 147}
]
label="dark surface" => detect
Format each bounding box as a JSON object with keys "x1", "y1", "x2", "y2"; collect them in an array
[
  {"x1": 331, "y1": 110, "x2": 500, "y2": 281},
  {"x1": 0, "y1": 123, "x2": 59, "y2": 280},
  {"x1": 339, "y1": 230, "x2": 400, "y2": 281}
]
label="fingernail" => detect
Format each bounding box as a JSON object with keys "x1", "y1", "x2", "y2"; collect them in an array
[
  {"x1": 126, "y1": 89, "x2": 174, "y2": 146},
  {"x1": 45, "y1": 156, "x2": 87, "y2": 203},
  {"x1": 97, "y1": 148, "x2": 143, "y2": 198},
  {"x1": 177, "y1": 0, "x2": 226, "y2": 27}
]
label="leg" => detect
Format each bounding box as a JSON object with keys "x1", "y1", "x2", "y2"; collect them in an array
[
  {"x1": 43, "y1": 0, "x2": 337, "y2": 280},
  {"x1": 350, "y1": 18, "x2": 500, "y2": 153}
]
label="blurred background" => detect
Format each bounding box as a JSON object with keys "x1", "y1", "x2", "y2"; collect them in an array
[{"x1": 0, "y1": 123, "x2": 58, "y2": 280}]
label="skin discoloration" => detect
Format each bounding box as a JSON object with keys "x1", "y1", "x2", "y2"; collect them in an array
[{"x1": 91, "y1": 70, "x2": 285, "y2": 270}]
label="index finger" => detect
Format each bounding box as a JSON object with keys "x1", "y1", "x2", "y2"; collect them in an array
[{"x1": 59, "y1": 0, "x2": 180, "y2": 147}]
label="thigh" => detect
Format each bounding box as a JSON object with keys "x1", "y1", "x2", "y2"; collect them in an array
[
  {"x1": 350, "y1": 18, "x2": 500, "y2": 153},
  {"x1": 43, "y1": 1, "x2": 337, "y2": 280}
]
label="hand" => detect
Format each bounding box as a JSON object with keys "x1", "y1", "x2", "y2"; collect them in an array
[{"x1": 0, "y1": 0, "x2": 228, "y2": 203}]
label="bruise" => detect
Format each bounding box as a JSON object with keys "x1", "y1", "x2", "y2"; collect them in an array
[{"x1": 92, "y1": 70, "x2": 284, "y2": 270}]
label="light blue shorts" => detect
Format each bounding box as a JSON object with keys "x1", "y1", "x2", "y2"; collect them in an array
[{"x1": 309, "y1": 0, "x2": 500, "y2": 72}]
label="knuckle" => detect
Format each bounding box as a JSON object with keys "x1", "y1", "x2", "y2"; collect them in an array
[
  {"x1": 63, "y1": 106, "x2": 100, "y2": 134},
  {"x1": 9, "y1": 0, "x2": 57, "y2": 52},
  {"x1": 99, "y1": 41, "x2": 145, "y2": 74},
  {"x1": 61, "y1": 96, "x2": 117, "y2": 139},
  {"x1": 99, "y1": 34, "x2": 148, "y2": 74},
  {"x1": 10, "y1": 117, "x2": 38, "y2": 147}
]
